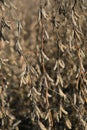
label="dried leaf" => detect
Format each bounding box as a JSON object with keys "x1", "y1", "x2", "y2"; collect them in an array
[
  {"x1": 47, "y1": 92, "x2": 52, "y2": 98},
  {"x1": 42, "y1": 51, "x2": 50, "y2": 61},
  {"x1": 13, "y1": 120, "x2": 21, "y2": 128},
  {"x1": 74, "y1": 11, "x2": 80, "y2": 19},
  {"x1": 44, "y1": 76, "x2": 49, "y2": 88},
  {"x1": 65, "y1": 118, "x2": 72, "y2": 129},
  {"x1": 75, "y1": 28, "x2": 83, "y2": 36},
  {"x1": 55, "y1": 74, "x2": 59, "y2": 86},
  {"x1": 74, "y1": 93, "x2": 77, "y2": 105},
  {"x1": 58, "y1": 59, "x2": 65, "y2": 69},
  {"x1": 46, "y1": 73, "x2": 54, "y2": 82},
  {"x1": 55, "y1": 74, "x2": 63, "y2": 86},
  {"x1": 36, "y1": 64, "x2": 41, "y2": 75},
  {"x1": 59, "y1": 88, "x2": 67, "y2": 99},
  {"x1": 33, "y1": 87, "x2": 41, "y2": 96},
  {"x1": 0, "y1": 111, "x2": 3, "y2": 118},
  {"x1": 79, "y1": 49, "x2": 85, "y2": 58},
  {"x1": 42, "y1": 8, "x2": 48, "y2": 20},
  {"x1": 45, "y1": 111, "x2": 49, "y2": 120},
  {"x1": 27, "y1": 90, "x2": 31, "y2": 97},
  {"x1": 38, "y1": 8, "x2": 41, "y2": 21},
  {"x1": 75, "y1": 30, "x2": 81, "y2": 41},
  {"x1": 60, "y1": 105, "x2": 68, "y2": 115},
  {"x1": 72, "y1": 10, "x2": 77, "y2": 26},
  {"x1": 15, "y1": 39, "x2": 22, "y2": 55},
  {"x1": 30, "y1": 66, "x2": 38, "y2": 77},
  {"x1": 38, "y1": 120, "x2": 47, "y2": 130},
  {"x1": 59, "y1": 41, "x2": 66, "y2": 52},
  {"x1": 36, "y1": 106, "x2": 42, "y2": 116},
  {"x1": 46, "y1": 0, "x2": 51, "y2": 6},
  {"x1": 59, "y1": 74, "x2": 63, "y2": 87},
  {"x1": 54, "y1": 60, "x2": 58, "y2": 70},
  {"x1": 45, "y1": 29, "x2": 49, "y2": 39},
  {"x1": 79, "y1": 94, "x2": 84, "y2": 105}
]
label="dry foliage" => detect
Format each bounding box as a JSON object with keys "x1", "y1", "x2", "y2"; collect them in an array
[{"x1": 0, "y1": 0, "x2": 87, "y2": 130}]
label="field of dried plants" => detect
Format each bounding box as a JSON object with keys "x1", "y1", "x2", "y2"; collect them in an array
[{"x1": 0, "y1": 0, "x2": 87, "y2": 130}]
